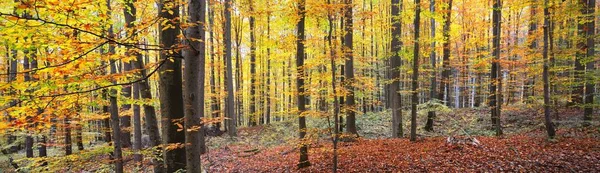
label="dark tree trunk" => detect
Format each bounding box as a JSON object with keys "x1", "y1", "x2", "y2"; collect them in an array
[
  {"x1": 425, "y1": 0, "x2": 436, "y2": 132},
  {"x1": 266, "y1": 17, "x2": 272, "y2": 125},
  {"x1": 490, "y1": 0, "x2": 503, "y2": 136},
  {"x1": 64, "y1": 115, "x2": 72, "y2": 155},
  {"x1": 183, "y1": 0, "x2": 207, "y2": 171},
  {"x1": 542, "y1": 0, "x2": 556, "y2": 138},
  {"x1": 410, "y1": 0, "x2": 422, "y2": 142},
  {"x1": 120, "y1": 61, "x2": 132, "y2": 149},
  {"x1": 249, "y1": 0, "x2": 258, "y2": 126},
  {"x1": 582, "y1": 0, "x2": 595, "y2": 122},
  {"x1": 390, "y1": 0, "x2": 403, "y2": 138},
  {"x1": 440, "y1": 0, "x2": 452, "y2": 107},
  {"x1": 234, "y1": 15, "x2": 243, "y2": 126},
  {"x1": 344, "y1": 0, "x2": 358, "y2": 136},
  {"x1": 133, "y1": 83, "x2": 142, "y2": 163},
  {"x1": 296, "y1": 0, "x2": 311, "y2": 168},
  {"x1": 158, "y1": 0, "x2": 186, "y2": 171},
  {"x1": 224, "y1": 0, "x2": 237, "y2": 136},
  {"x1": 107, "y1": 1, "x2": 123, "y2": 170}
]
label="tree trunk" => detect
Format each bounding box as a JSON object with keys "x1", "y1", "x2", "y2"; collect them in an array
[
  {"x1": 542, "y1": 0, "x2": 556, "y2": 139},
  {"x1": 120, "y1": 61, "x2": 132, "y2": 149},
  {"x1": 390, "y1": 0, "x2": 403, "y2": 138},
  {"x1": 107, "y1": 1, "x2": 123, "y2": 170},
  {"x1": 133, "y1": 83, "x2": 142, "y2": 163},
  {"x1": 490, "y1": 0, "x2": 503, "y2": 136},
  {"x1": 296, "y1": 0, "x2": 311, "y2": 168},
  {"x1": 249, "y1": 0, "x2": 258, "y2": 126},
  {"x1": 582, "y1": 0, "x2": 595, "y2": 122},
  {"x1": 440, "y1": 0, "x2": 452, "y2": 107},
  {"x1": 344, "y1": 0, "x2": 358, "y2": 136},
  {"x1": 410, "y1": 0, "x2": 422, "y2": 142},
  {"x1": 158, "y1": 0, "x2": 186, "y2": 171},
  {"x1": 425, "y1": 0, "x2": 436, "y2": 132},
  {"x1": 224, "y1": 0, "x2": 237, "y2": 136},
  {"x1": 183, "y1": 0, "x2": 207, "y2": 171}
]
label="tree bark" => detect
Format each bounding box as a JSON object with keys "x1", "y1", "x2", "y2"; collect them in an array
[
  {"x1": 582, "y1": 0, "x2": 595, "y2": 122},
  {"x1": 224, "y1": 0, "x2": 237, "y2": 136},
  {"x1": 410, "y1": 0, "x2": 422, "y2": 142},
  {"x1": 344, "y1": 0, "x2": 358, "y2": 136},
  {"x1": 425, "y1": 0, "x2": 436, "y2": 132},
  {"x1": 108, "y1": 1, "x2": 123, "y2": 170},
  {"x1": 490, "y1": 0, "x2": 503, "y2": 136},
  {"x1": 249, "y1": 0, "x2": 258, "y2": 126},
  {"x1": 183, "y1": 0, "x2": 207, "y2": 171},
  {"x1": 542, "y1": 0, "x2": 556, "y2": 139},
  {"x1": 158, "y1": 0, "x2": 186, "y2": 171},
  {"x1": 439, "y1": 0, "x2": 452, "y2": 107},
  {"x1": 297, "y1": 0, "x2": 311, "y2": 168},
  {"x1": 390, "y1": 0, "x2": 403, "y2": 138}
]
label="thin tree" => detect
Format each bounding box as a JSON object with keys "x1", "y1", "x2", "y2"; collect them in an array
[
  {"x1": 490, "y1": 0, "x2": 503, "y2": 136},
  {"x1": 425, "y1": 0, "x2": 436, "y2": 132},
  {"x1": 582, "y1": 0, "x2": 595, "y2": 123},
  {"x1": 182, "y1": 0, "x2": 207, "y2": 171},
  {"x1": 297, "y1": 0, "x2": 311, "y2": 168},
  {"x1": 439, "y1": 0, "x2": 452, "y2": 108},
  {"x1": 327, "y1": 0, "x2": 339, "y2": 171},
  {"x1": 249, "y1": 0, "x2": 258, "y2": 126},
  {"x1": 390, "y1": 0, "x2": 403, "y2": 138},
  {"x1": 224, "y1": 0, "x2": 237, "y2": 136},
  {"x1": 542, "y1": 0, "x2": 556, "y2": 139},
  {"x1": 410, "y1": 0, "x2": 422, "y2": 142},
  {"x1": 107, "y1": 1, "x2": 123, "y2": 171}
]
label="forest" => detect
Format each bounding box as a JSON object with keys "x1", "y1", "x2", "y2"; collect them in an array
[{"x1": 0, "y1": 0, "x2": 599, "y2": 172}]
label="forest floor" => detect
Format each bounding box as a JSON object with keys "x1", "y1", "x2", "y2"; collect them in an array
[
  {"x1": 203, "y1": 106, "x2": 600, "y2": 172},
  {"x1": 1, "y1": 106, "x2": 599, "y2": 172}
]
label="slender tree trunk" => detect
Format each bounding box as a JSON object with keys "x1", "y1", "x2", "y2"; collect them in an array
[
  {"x1": 572, "y1": 0, "x2": 587, "y2": 106},
  {"x1": 344, "y1": 0, "x2": 358, "y2": 136},
  {"x1": 490, "y1": 0, "x2": 503, "y2": 136},
  {"x1": 64, "y1": 114, "x2": 72, "y2": 155},
  {"x1": 224, "y1": 0, "x2": 237, "y2": 136},
  {"x1": 410, "y1": 0, "x2": 422, "y2": 142},
  {"x1": 425, "y1": 0, "x2": 436, "y2": 132},
  {"x1": 583, "y1": 0, "x2": 595, "y2": 122},
  {"x1": 183, "y1": 0, "x2": 207, "y2": 171},
  {"x1": 234, "y1": 16, "x2": 243, "y2": 126},
  {"x1": 7, "y1": 49, "x2": 17, "y2": 153},
  {"x1": 108, "y1": 1, "x2": 123, "y2": 170},
  {"x1": 158, "y1": 0, "x2": 186, "y2": 171},
  {"x1": 296, "y1": 0, "x2": 311, "y2": 168},
  {"x1": 266, "y1": 17, "x2": 272, "y2": 125},
  {"x1": 327, "y1": 2, "x2": 339, "y2": 171},
  {"x1": 249, "y1": 0, "x2": 258, "y2": 126},
  {"x1": 208, "y1": 0, "x2": 221, "y2": 129},
  {"x1": 440, "y1": 0, "x2": 452, "y2": 107},
  {"x1": 133, "y1": 83, "x2": 142, "y2": 163},
  {"x1": 390, "y1": 0, "x2": 403, "y2": 138},
  {"x1": 542, "y1": 0, "x2": 556, "y2": 138},
  {"x1": 22, "y1": 49, "x2": 34, "y2": 158},
  {"x1": 120, "y1": 61, "x2": 132, "y2": 149}
]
